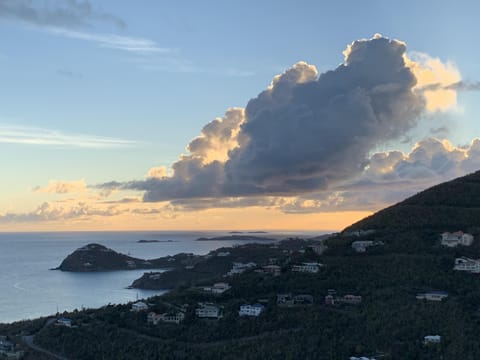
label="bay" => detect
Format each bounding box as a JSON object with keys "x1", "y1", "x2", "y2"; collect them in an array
[{"x1": 0, "y1": 230, "x2": 316, "y2": 323}]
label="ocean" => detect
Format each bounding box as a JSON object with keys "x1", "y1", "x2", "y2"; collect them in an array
[{"x1": 0, "y1": 230, "x2": 319, "y2": 324}]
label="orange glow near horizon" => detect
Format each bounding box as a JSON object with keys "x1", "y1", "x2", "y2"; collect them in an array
[{"x1": 0, "y1": 208, "x2": 373, "y2": 233}]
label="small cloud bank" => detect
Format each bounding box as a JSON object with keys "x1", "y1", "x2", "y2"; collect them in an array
[
  {"x1": 101, "y1": 34, "x2": 469, "y2": 207},
  {"x1": 34, "y1": 179, "x2": 87, "y2": 194}
]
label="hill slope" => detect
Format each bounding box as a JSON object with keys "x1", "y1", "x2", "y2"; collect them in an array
[{"x1": 344, "y1": 170, "x2": 480, "y2": 232}]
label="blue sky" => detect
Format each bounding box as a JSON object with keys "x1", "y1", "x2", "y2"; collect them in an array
[{"x1": 0, "y1": 0, "x2": 479, "y2": 230}]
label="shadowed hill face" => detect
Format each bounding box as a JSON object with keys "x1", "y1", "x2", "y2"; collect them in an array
[{"x1": 344, "y1": 170, "x2": 480, "y2": 231}]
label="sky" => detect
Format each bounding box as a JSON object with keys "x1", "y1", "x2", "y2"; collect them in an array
[{"x1": 1, "y1": 0, "x2": 480, "y2": 232}]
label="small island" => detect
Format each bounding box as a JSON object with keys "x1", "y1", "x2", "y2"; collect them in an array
[{"x1": 54, "y1": 243, "x2": 187, "y2": 272}]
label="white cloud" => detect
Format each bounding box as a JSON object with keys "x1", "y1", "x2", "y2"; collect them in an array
[
  {"x1": 47, "y1": 28, "x2": 172, "y2": 54},
  {"x1": 0, "y1": 124, "x2": 138, "y2": 148}
]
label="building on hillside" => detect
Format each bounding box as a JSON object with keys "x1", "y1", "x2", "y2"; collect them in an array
[
  {"x1": 454, "y1": 257, "x2": 480, "y2": 273},
  {"x1": 291, "y1": 262, "x2": 322, "y2": 273},
  {"x1": 148, "y1": 311, "x2": 185, "y2": 325},
  {"x1": 309, "y1": 244, "x2": 328, "y2": 255},
  {"x1": 262, "y1": 265, "x2": 281, "y2": 276},
  {"x1": 239, "y1": 303, "x2": 264, "y2": 317},
  {"x1": 195, "y1": 303, "x2": 223, "y2": 319},
  {"x1": 277, "y1": 294, "x2": 294, "y2": 306},
  {"x1": 441, "y1": 231, "x2": 474, "y2": 247},
  {"x1": 351, "y1": 240, "x2": 383, "y2": 253},
  {"x1": 325, "y1": 294, "x2": 362, "y2": 305},
  {"x1": 416, "y1": 291, "x2": 448, "y2": 301},
  {"x1": 131, "y1": 301, "x2": 149, "y2": 312},
  {"x1": 56, "y1": 317, "x2": 73, "y2": 327},
  {"x1": 293, "y1": 294, "x2": 314, "y2": 305},
  {"x1": 424, "y1": 335, "x2": 441, "y2": 344},
  {"x1": 203, "y1": 282, "x2": 231, "y2": 295},
  {"x1": 227, "y1": 262, "x2": 257, "y2": 276}
]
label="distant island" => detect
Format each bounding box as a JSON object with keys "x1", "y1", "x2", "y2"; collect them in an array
[
  {"x1": 197, "y1": 235, "x2": 274, "y2": 241},
  {"x1": 137, "y1": 239, "x2": 179, "y2": 243}
]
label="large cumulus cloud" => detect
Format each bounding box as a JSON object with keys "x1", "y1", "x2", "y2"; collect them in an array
[{"x1": 101, "y1": 34, "x2": 468, "y2": 207}]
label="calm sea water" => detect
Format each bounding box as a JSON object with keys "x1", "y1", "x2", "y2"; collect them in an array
[{"x1": 0, "y1": 230, "x2": 319, "y2": 323}]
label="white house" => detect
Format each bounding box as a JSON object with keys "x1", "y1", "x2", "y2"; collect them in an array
[
  {"x1": 131, "y1": 301, "x2": 149, "y2": 312},
  {"x1": 291, "y1": 262, "x2": 322, "y2": 273},
  {"x1": 148, "y1": 311, "x2": 185, "y2": 325},
  {"x1": 227, "y1": 262, "x2": 257, "y2": 276},
  {"x1": 239, "y1": 303, "x2": 264, "y2": 317},
  {"x1": 454, "y1": 257, "x2": 480, "y2": 273},
  {"x1": 217, "y1": 251, "x2": 231, "y2": 257},
  {"x1": 56, "y1": 317, "x2": 72, "y2": 327},
  {"x1": 441, "y1": 231, "x2": 474, "y2": 247},
  {"x1": 262, "y1": 265, "x2": 281, "y2": 276},
  {"x1": 195, "y1": 303, "x2": 223, "y2": 319},
  {"x1": 416, "y1": 291, "x2": 448, "y2": 301},
  {"x1": 424, "y1": 335, "x2": 441, "y2": 344},
  {"x1": 203, "y1": 282, "x2": 231, "y2": 295},
  {"x1": 351, "y1": 240, "x2": 384, "y2": 253}
]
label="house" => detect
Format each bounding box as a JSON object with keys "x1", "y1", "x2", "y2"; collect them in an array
[
  {"x1": 416, "y1": 291, "x2": 448, "y2": 301},
  {"x1": 148, "y1": 311, "x2": 185, "y2": 325},
  {"x1": 131, "y1": 301, "x2": 149, "y2": 312},
  {"x1": 227, "y1": 262, "x2": 257, "y2": 276},
  {"x1": 277, "y1": 293, "x2": 294, "y2": 306},
  {"x1": 351, "y1": 240, "x2": 383, "y2": 253},
  {"x1": 195, "y1": 303, "x2": 223, "y2": 319},
  {"x1": 217, "y1": 251, "x2": 231, "y2": 257},
  {"x1": 325, "y1": 294, "x2": 362, "y2": 305},
  {"x1": 309, "y1": 244, "x2": 327, "y2": 255},
  {"x1": 441, "y1": 231, "x2": 474, "y2": 247},
  {"x1": 277, "y1": 294, "x2": 314, "y2": 307},
  {"x1": 262, "y1": 265, "x2": 281, "y2": 276},
  {"x1": 424, "y1": 335, "x2": 441, "y2": 344},
  {"x1": 239, "y1": 303, "x2": 264, "y2": 317},
  {"x1": 291, "y1": 262, "x2": 322, "y2": 273},
  {"x1": 203, "y1": 282, "x2": 231, "y2": 295},
  {"x1": 56, "y1": 317, "x2": 73, "y2": 327},
  {"x1": 341, "y1": 295, "x2": 362, "y2": 304},
  {"x1": 454, "y1": 257, "x2": 480, "y2": 273},
  {"x1": 293, "y1": 294, "x2": 314, "y2": 305}
]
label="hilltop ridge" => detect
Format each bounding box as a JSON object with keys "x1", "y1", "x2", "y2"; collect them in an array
[{"x1": 344, "y1": 170, "x2": 480, "y2": 233}]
